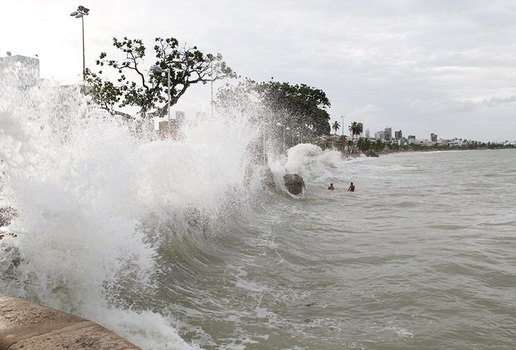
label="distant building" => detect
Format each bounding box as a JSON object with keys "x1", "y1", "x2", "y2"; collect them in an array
[
  {"x1": 448, "y1": 138, "x2": 464, "y2": 147},
  {"x1": 375, "y1": 131, "x2": 385, "y2": 141},
  {"x1": 430, "y1": 133, "x2": 438, "y2": 142},
  {"x1": 384, "y1": 127, "x2": 392, "y2": 141},
  {"x1": 394, "y1": 130, "x2": 402, "y2": 140},
  {"x1": 0, "y1": 54, "x2": 40, "y2": 88},
  {"x1": 365, "y1": 129, "x2": 370, "y2": 138},
  {"x1": 407, "y1": 135, "x2": 416, "y2": 140}
]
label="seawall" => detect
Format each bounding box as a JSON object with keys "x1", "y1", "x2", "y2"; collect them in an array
[{"x1": 0, "y1": 293, "x2": 141, "y2": 349}]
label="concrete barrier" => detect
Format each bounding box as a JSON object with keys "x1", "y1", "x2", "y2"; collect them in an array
[{"x1": 0, "y1": 293, "x2": 141, "y2": 349}]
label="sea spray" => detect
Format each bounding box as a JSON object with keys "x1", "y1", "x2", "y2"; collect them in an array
[
  {"x1": 0, "y1": 74, "x2": 263, "y2": 349},
  {"x1": 0, "y1": 70, "x2": 354, "y2": 349},
  {"x1": 0, "y1": 80, "x2": 177, "y2": 347},
  {"x1": 268, "y1": 143, "x2": 349, "y2": 194}
]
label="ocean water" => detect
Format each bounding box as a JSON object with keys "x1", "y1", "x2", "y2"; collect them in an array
[{"x1": 1, "y1": 81, "x2": 516, "y2": 349}]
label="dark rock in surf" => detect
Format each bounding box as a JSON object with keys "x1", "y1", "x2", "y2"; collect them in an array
[
  {"x1": 365, "y1": 151, "x2": 379, "y2": 157},
  {"x1": 283, "y1": 174, "x2": 305, "y2": 195}
]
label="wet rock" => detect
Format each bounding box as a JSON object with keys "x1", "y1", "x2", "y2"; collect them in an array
[{"x1": 283, "y1": 174, "x2": 305, "y2": 195}]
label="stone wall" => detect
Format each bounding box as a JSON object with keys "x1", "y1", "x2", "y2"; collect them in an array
[{"x1": 0, "y1": 293, "x2": 141, "y2": 349}]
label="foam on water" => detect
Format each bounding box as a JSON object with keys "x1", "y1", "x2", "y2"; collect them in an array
[
  {"x1": 268, "y1": 143, "x2": 351, "y2": 192},
  {"x1": 0, "y1": 75, "x2": 263, "y2": 349}
]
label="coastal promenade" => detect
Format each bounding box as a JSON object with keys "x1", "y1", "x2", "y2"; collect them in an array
[{"x1": 0, "y1": 293, "x2": 140, "y2": 349}]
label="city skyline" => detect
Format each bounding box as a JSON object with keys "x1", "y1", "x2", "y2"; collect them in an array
[{"x1": 2, "y1": 0, "x2": 516, "y2": 142}]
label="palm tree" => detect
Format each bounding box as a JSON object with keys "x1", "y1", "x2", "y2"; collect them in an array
[
  {"x1": 357, "y1": 122, "x2": 363, "y2": 137},
  {"x1": 374, "y1": 139, "x2": 384, "y2": 152},
  {"x1": 357, "y1": 137, "x2": 374, "y2": 152},
  {"x1": 348, "y1": 121, "x2": 364, "y2": 154},
  {"x1": 348, "y1": 121, "x2": 363, "y2": 140},
  {"x1": 331, "y1": 121, "x2": 340, "y2": 135}
]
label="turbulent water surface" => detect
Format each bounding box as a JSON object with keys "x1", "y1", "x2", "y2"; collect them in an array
[{"x1": 1, "y1": 82, "x2": 516, "y2": 349}]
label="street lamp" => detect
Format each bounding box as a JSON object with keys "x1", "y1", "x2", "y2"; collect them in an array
[
  {"x1": 150, "y1": 65, "x2": 172, "y2": 138},
  {"x1": 70, "y1": 5, "x2": 90, "y2": 81}
]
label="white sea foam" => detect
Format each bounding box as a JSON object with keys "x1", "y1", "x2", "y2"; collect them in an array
[
  {"x1": 0, "y1": 75, "x2": 262, "y2": 349},
  {"x1": 268, "y1": 143, "x2": 349, "y2": 193}
]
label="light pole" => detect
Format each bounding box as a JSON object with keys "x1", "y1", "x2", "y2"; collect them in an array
[
  {"x1": 340, "y1": 115, "x2": 347, "y2": 153},
  {"x1": 150, "y1": 65, "x2": 172, "y2": 138},
  {"x1": 70, "y1": 5, "x2": 90, "y2": 81}
]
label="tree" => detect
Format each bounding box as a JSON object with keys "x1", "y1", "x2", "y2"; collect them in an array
[
  {"x1": 332, "y1": 121, "x2": 340, "y2": 135},
  {"x1": 254, "y1": 81, "x2": 331, "y2": 137},
  {"x1": 338, "y1": 135, "x2": 347, "y2": 152},
  {"x1": 374, "y1": 139, "x2": 385, "y2": 152},
  {"x1": 349, "y1": 121, "x2": 363, "y2": 140},
  {"x1": 85, "y1": 37, "x2": 235, "y2": 118},
  {"x1": 357, "y1": 137, "x2": 372, "y2": 152},
  {"x1": 389, "y1": 142, "x2": 400, "y2": 152},
  {"x1": 217, "y1": 79, "x2": 331, "y2": 139}
]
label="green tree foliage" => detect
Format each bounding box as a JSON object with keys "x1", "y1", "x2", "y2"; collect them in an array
[
  {"x1": 257, "y1": 81, "x2": 331, "y2": 137},
  {"x1": 85, "y1": 37, "x2": 235, "y2": 118},
  {"x1": 374, "y1": 139, "x2": 385, "y2": 152},
  {"x1": 217, "y1": 79, "x2": 331, "y2": 139},
  {"x1": 332, "y1": 120, "x2": 340, "y2": 134},
  {"x1": 357, "y1": 137, "x2": 371, "y2": 152},
  {"x1": 337, "y1": 135, "x2": 347, "y2": 152},
  {"x1": 348, "y1": 121, "x2": 363, "y2": 139}
]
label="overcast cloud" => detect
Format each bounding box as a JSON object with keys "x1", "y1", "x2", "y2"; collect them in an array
[{"x1": 2, "y1": 0, "x2": 515, "y2": 141}]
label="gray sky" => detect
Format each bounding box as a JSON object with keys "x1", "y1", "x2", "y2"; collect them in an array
[{"x1": 2, "y1": 0, "x2": 516, "y2": 141}]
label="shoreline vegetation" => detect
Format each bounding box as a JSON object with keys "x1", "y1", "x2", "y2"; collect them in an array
[{"x1": 315, "y1": 135, "x2": 516, "y2": 158}]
